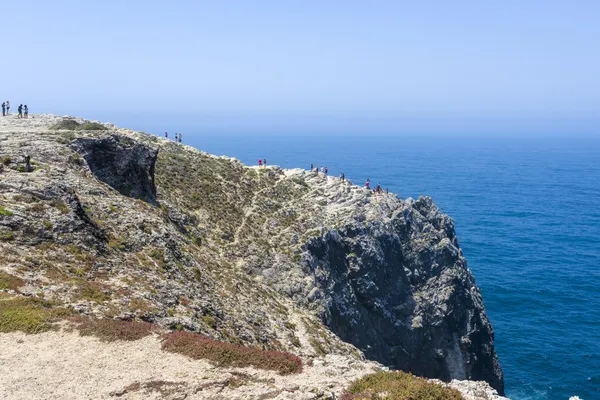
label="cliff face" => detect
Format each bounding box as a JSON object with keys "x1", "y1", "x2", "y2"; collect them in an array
[
  {"x1": 0, "y1": 115, "x2": 503, "y2": 395},
  {"x1": 302, "y1": 197, "x2": 503, "y2": 391}
]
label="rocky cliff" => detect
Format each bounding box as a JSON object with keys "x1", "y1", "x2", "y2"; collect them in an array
[{"x1": 0, "y1": 115, "x2": 504, "y2": 397}]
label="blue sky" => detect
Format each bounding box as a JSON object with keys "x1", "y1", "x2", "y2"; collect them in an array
[{"x1": 4, "y1": 1, "x2": 600, "y2": 135}]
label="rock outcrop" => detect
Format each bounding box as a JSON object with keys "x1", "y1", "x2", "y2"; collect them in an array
[
  {"x1": 0, "y1": 114, "x2": 505, "y2": 397},
  {"x1": 72, "y1": 136, "x2": 158, "y2": 203}
]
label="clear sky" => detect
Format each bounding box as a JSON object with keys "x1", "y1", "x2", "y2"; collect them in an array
[{"x1": 3, "y1": 1, "x2": 600, "y2": 135}]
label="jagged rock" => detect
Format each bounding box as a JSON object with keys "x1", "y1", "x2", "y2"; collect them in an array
[
  {"x1": 72, "y1": 136, "x2": 158, "y2": 203},
  {"x1": 0, "y1": 115, "x2": 505, "y2": 397}
]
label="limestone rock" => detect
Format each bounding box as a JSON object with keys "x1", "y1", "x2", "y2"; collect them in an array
[{"x1": 0, "y1": 114, "x2": 505, "y2": 396}]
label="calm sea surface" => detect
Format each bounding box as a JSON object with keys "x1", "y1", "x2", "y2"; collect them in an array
[{"x1": 181, "y1": 133, "x2": 600, "y2": 400}]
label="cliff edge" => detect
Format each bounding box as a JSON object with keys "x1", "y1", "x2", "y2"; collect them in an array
[{"x1": 0, "y1": 114, "x2": 504, "y2": 398}]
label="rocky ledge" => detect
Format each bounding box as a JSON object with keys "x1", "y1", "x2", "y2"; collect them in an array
[{"x1": 0, "y1": 114, "x2": 505, "y2": 399}]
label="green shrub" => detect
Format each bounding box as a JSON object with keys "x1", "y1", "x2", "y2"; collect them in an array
[
  {"x1": 1, "y1": 155, "x2": 11, "y2": 165},
  {"x1": 73, "y1": 317, "x2": 156, "y2": 342},
  {"x1": 80, "y1": 122, "x2": 107, "y2": 131},
  {"x1": 0, "y1": 206, "x2": 13, "y2": 216},
  {"x1": 340, "y1": 371, "x2": 464, "y2": 400},
  {"x1": 162, "y1": 331, "x2": 302, "y2": 375},
  {"x1": 50, "y1": 119, "x2": 107, "y2": 131},
  {"x1": 0, "y1": 232, "x2": 14, "y2": 241},
  {"x1": 51, "y1": 119, "x2": 81, "y2": 130},
  {"x1": 0, "y1": 296, "x2": 70, "y2": 334},
  {"x1": 76, "y1": 281, "x2": 111, "y2": 303}
]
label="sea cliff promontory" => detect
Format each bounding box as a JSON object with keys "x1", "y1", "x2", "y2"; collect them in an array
[{"x1": 0, "y1": 114, "x2": 506, "y2": 399}]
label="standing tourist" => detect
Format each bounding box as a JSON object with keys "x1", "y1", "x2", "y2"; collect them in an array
[
  {"x1": 5, "y1": 101, "x2": 9, "y2": 115},
  {"x1": 1, "y1": 102, "x2": 5, "y2": 116},
  {"x1": 17, "y1": 104, "x2": 23, "y2": 118},
  {"x1": 23, "y1": 105, "x2": 28, "y2": 118}
]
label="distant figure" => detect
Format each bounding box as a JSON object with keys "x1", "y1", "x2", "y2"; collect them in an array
[
  {"x1": 258, "y1": 159, "x2": 263, "y2": 167},
  {"x1": 365, "y1": 178, "x2": 370, "y2": 189},
  {"x1": 310, "y1": 163, "x2": 313, "y2": 171},
  {"x1": 165, "y1": 132, "x2": 168, "y2": 138},
  {"x1": 179, "y1": 133, "x2": 182, "y2": 143},
  {"x1": 315, "y1": 165, "x2": 319, "y2": 173},
  {"x1": 5, "y1": 101, "x2": 9, "y2": 115},
  {"x1": 17, "y1": 104, "x2": 23, "y2": 118},
  {"x1": 340, "y1": 172, "x2": 345, "y2": 181},
  {"x1": 385, "y1": 188, "x2": 389, "y2": 194},
  {"x1": 324, "y1": 167, "x2": 328, "y2": 175},
  {"x1": 24, "y1": 155, "x2": 32, "y2": 172},
  {"x1": 23, "y1": 105, "x2": 28, "y2": 118},
  {"x1": 263, "y1": 159, "x2": 267, "y2": 167},
  {"x1": 1, "y1": 102, "x2": 5, "y2": 116}
]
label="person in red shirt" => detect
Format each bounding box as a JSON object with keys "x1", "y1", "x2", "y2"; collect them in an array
[
  {"x1": 365, "y1": 178, "x2": 370, "y2": 189},
  {"x1": 258, "y1": 159, "x2": 263, "y2": 167}
]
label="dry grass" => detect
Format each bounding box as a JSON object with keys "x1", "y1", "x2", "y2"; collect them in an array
[
  {"x1": 161, "y1": 331, "x2": 302, "y2": 375},
  {"x1": 340, "y1": 371, "x2": 464, "y2": 400},
  {"x1": 72, "y1": 317, "x2": 157, "y2": 342}
]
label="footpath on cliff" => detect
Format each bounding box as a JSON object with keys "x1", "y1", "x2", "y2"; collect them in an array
[{"x1": 0, "y1": 114, "x2": 507, "y2": 399}]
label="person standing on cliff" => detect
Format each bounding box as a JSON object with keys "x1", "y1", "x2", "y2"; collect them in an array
[
  {"x1": 365, "y1": 178, "x2": 370, "y2": 189},
  {"x1": 258, "y1": 159, "x2": 262, "y2": 167},
  {"x1": 310, "y1": 163, "x2": 313, "y2": 171},
  {"x1": 263, "y1": 159, "x2": 267, "y2": 167},
  {"x1": 17, "y1": 104, "x2": 23, "y2": 119},
  {"x1": 324, "y1": 167, "x2": 328, "y2": 175},
  {"x1": 165, "y1": 132, "x2": 168, "y2": 138},
  {"x1": 23, "y1": 105, "x2": 28, "y2": 118},
  {"x1": 1, "y1": 102, "x2": 5, "y2": 116},
  {"x1": 5, "y1": 101, "x2": 9, "y2": 115}
]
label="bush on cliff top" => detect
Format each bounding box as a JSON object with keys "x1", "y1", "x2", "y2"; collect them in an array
[
  {"x1": 72, "y1": 317, "x2": 157, "y2": 342},
  {"x1": 340, "y1": 370, "x2": 464, "y2": 400},
  {"x1": 161, "y1": 331, "x2": 302, "y2": 375},
  {"x1": 50, "y1": 119, "x2": 106, "y2": 131}
]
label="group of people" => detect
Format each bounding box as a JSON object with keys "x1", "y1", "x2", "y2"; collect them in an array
[
  {"x1": 1, "y1": 101, "x2": 29, "y2": 118},
  {"x1": 310, "y1": 164, "x2": 328, "y2": 175},
  {"x1": 258, "y1": 158, "x2": 267, "y2": 167},
  {"x1": 364, "y1": 178, "x2": 388, "y2": 194},
  {"x1": 165, "y1": 132, "x2": 182, "y2": 143}
]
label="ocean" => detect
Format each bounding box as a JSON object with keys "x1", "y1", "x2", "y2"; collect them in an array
[{"x1": 181, "y1": 132, "x2": 600, "y2": 400}]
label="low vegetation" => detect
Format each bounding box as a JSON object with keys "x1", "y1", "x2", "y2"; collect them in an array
[
  {"x1": 72, "y1": 317, "x2": 157, "y2": 342},
  {"x1": 161, "y1": 331, "x2": 302, "y2": 375},
  {"x1": 0, "y1": 296, "x2": 71, "y2": 334},
  {"x1": 0, "y1": 206, "x2": 13, "y2": 216},
  {"x1": 340, "y1": 371, "x2": 464, "y2": 400},
  {"x1": 50, "y1": 118, "x2": 106, "y2": 131},
  {"x1": 0, "y1": 272, "x2": 25, "y2": 291}
]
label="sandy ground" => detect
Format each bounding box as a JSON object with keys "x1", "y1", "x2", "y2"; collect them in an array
[{"x1": 0, "y1": 330, "x2": 379, "y2": 400}]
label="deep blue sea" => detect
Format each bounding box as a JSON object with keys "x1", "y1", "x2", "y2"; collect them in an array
[{"x1": 182, "y1": 133, "x2": 599, "y2": 400}]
